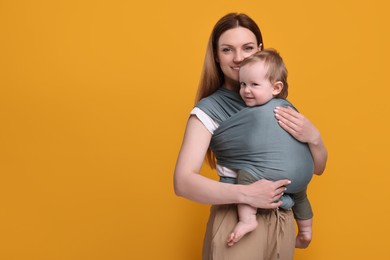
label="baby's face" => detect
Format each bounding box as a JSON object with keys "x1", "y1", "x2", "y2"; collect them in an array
[{"x1": 239, "y1": 61, "x2": 275, "y2": 107}]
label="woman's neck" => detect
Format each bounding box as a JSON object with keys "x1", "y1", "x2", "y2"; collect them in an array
[{"x1": 223, "y1": 81, "x2": 240, "y2": 92}]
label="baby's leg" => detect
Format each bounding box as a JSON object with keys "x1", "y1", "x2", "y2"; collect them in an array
[
  {"x1": 227, "y1": 170, "x2": 262, "y2": 246},
  {"x1": 291, "y1": 188, "x2": 313, "y2": 219},
  {"x1": 295, "y1": 218, "x2": 312, "y2": 248},
  {"x1": 227, "y1": 204, "x2": 258, "y2": 247},
  {"x1": 291, "y1": 188, "x2": 313, "y2": 248}
]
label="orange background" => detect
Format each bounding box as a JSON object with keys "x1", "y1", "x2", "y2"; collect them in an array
[{"x1": 1, "y1": 0, "x2": 389, "y2": 259}]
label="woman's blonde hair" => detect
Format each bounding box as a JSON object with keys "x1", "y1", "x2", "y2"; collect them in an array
[{"x1": 196, "y1": 13, "x2": 264, "y2": 168}]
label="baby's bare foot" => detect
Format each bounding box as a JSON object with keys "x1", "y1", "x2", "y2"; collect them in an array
[
  {"x1": 227, "y1": 220, "x2": 258, "y2": 246},
  {"x1": 295, "y1": 230, "x2": 312, "y2": 248}
]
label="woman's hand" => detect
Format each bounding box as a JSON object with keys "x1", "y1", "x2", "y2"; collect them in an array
[
  {"x1": 242, "y1": 179, "x2": 291, "y2": 209},
  {"x1": 274, "y1": 106, "x2": 328, "y2": 175},
  {"x1": 274, "y1": 106, "x2": 320, "y2": 144}
]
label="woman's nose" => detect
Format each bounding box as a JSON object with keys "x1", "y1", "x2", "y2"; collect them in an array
[{"x1": 233, "y1": 51, "x2": 244, "y2": 63}]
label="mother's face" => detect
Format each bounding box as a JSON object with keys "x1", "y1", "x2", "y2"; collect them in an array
[{"x1": 216, "y1": 27, "x2": 260, "y2": 90}]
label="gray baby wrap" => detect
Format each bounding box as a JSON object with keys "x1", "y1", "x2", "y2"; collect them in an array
[
  {"x1": 210, "y1": 98, "x2": 314, "y2": 194},
  {"x1": 196, "y1": 88, "x2": 315, "y2": 219}
]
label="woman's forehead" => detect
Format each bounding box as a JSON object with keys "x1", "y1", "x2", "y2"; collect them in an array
[{"x1": 218, "y1": 27, "x2": 257, "y2": 47}]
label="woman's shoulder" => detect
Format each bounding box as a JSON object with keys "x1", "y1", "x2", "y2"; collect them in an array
[
  {"x1": 197, "y1": 88, "x2": 242, "y2": 105},
  {"x1": 195, "y1": 87, "x2": 246, "y2": 123}
]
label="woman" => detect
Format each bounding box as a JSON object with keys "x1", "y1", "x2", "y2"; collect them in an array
[{"x1": 174, "y1": 13, "x2": 327, "y2": 260}]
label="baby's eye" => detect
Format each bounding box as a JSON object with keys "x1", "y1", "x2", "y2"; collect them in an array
[{"x1": 240, "y1": 82, "x2": 246, "y2": 88}]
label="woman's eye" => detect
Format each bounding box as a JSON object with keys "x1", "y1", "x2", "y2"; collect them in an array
[
  {"x1": 222, "y1": 48, "x2": 231, "y2": 53},
  {"x1": 244, "y1": 46, "x2": 254, "y2": 52}
]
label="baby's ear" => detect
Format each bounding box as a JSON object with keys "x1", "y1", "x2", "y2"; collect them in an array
[{"x1": 272, "y1": 81, "x2": 284, "y2": 96}]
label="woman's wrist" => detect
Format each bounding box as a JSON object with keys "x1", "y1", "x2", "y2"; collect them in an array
[
  {"x1": 307, "y1": 129, "x2": 322, "y2": 146},
  {"x1": 231, "y1": 183, "x2": 247, "y2": 204}
]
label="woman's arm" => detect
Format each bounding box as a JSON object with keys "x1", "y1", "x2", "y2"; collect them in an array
[
  {"x1": 274, "y1": 106, "x2": 328, "y2": 175},
  {"x1": 174, "y1": 115, "x2": 291, "y2": 208}
]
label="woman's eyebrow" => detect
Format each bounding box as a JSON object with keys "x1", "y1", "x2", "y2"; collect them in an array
[
  {"x1": 243, "y1": 42, "x2": 256, "y2": 46},
  {"x1": 219, "y1": 42, "x2": 255, "y2": 47},
  {"x1": 219, "y1": 43, "x2": 233, "y2": 47}
]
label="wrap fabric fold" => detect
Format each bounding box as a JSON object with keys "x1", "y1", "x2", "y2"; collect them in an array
[
  {"x1": 196, "y1": 88, "x2": 314, "y2": 218},
  {"x1": 210, "y1": 98, "x2": 314, "y2": 194},
  {"x1": 196, "y1": 87, "x2": 246, "y2": 124}
]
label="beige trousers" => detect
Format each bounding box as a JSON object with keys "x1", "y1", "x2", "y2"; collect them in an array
[{"x1": 202, "y1": 205, "x2": 296, "y2": 260}]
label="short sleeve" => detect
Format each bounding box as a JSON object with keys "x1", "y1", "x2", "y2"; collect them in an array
[
  {"x1": 190, "y1": 107, "x2": 219, "y2": 134},
  {"x1": 190, "y1": 107, "x2": 237, "y2": 179}
]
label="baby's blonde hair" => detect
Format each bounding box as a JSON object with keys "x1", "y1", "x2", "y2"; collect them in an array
[{"x1": 240, "y1": 48, "x2": 288, "y2": 98}]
